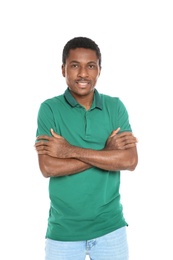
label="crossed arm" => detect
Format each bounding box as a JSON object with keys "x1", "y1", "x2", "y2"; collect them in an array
[{"x1": 35, "y1": 128, "x2": 138, "y2": 178}]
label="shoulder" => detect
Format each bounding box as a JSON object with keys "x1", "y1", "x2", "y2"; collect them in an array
[
  {"x1": 42, "y1": 94, "x2": 64, "y2": 105},
  {"x1": 99, "y1": 93, "x2": 123, "y2": 108},
  {"x1": 37, "y1": 95, "x2": 64, "y2": 117},
  {"x1": 98, "y1": 92, "x2": 129, "y2": 116}
]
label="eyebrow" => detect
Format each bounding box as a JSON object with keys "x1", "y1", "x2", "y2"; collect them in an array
[{"x1": 69, "y1": 60, "x2": 97, "y2": 64}]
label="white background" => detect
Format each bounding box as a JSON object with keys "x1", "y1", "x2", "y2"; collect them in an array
[{"x1": 0, "y1": 0, "x2": 173, "y2": 259}]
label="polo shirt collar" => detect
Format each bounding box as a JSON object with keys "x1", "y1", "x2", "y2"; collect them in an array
[{"x1": 64, "y1": 88, "x2": 103, "y2": 110}]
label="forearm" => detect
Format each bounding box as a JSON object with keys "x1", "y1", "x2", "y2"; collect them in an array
[
  {"x1": 38, "y1": 154, "x2": 92, "y2": 178},
  {"x1": 70, "y1": 146, "x2": 138, "y2": 171},
  {"x1": 35, "y1": 130, "x2": 138, "y2": 174}
]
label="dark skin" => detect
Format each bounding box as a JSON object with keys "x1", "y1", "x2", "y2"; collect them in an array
[
  {"x1": 35, "y1": 128, "x2": 138, "y2": 177},
  {"x1": 35, "y1": 48, "x2": 138, "y2": 177}
]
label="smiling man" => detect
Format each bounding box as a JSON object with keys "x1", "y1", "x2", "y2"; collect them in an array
[{"x1": 35, "y1": 36, "x2": 138, "y2": 260}]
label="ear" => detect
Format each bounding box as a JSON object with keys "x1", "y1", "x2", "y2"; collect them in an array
[
  {"x1": 99, "y1": 66, "x2": 102, "y2": 75},
  {"x1": 61, "y1": 64, "x2": 65, "y2": 77}
]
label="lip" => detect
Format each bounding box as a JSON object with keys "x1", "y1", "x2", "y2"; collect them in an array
[
  {"x1": 75, "y1": 80, "x2": 90, "y2": 88},
  {"x1": 76, "y1": 80, "x2": 89, "y2": 83}
]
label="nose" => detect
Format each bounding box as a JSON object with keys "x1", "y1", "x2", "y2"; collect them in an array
[{"x1": 78, "y1": 66, "x2": 88, "y2": 78}]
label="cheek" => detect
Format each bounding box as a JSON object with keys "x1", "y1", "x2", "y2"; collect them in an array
[
  {"x1": 66, "y1": 70, "x2": 77, "y2": 80},
  {"x1": 65, "y1": 74, "x2": 73, "y2": 84},
  {"x1": 92, "y1": 73, "x2": 100, "y2": 82}
]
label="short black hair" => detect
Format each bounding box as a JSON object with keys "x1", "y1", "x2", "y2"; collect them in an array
[{"x1": 62, "y1": 36, "x2": 102, "y2": 67}]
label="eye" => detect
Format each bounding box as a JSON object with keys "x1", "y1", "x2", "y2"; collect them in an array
[
  {"x1": 88, "y1": 63, "x2": 97, "y2": 69},
  {"x1": 71, "y1": 64, "x2": 78, "y2": 68}
]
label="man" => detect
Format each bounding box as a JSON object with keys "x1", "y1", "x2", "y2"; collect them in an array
[{"x1": 35, "y1": 36, "x2": 138, "y2": 260}]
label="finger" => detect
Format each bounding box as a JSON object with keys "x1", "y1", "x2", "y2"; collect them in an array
[
  {"x1": 124, "y1": 143, "x2": 137, "y2": 149},
  {"x1": 50, "y1": 128, "x2": 61, "y2": 138},
  {"x1": 35, "y1": 143, "x2": 49, "y2": 153},
  {"x1": 35, "y1": 147, "x2": 47, "y2": 155},
  {"x1": 36, "y1": 135, "x2": 51, "y2": 141},
  {"x1": 117, "y1": 131, "x2": 134, "y2": 138},
  {"x1": 110, "y1": 134, "x2": 136, "y2": 144},
  {"x1": 35, "y1": 147, "x2": 46, "y2": 154},
  {"x1": 110, "y1": 127, "x2": 120, "y2": 137},
  {"x1": 35, "y1": 141, "x2": 49, "y2": 147},
  {"x1": 120, "y1": 138, "x2": 138, "y2": 146},
  {"x1": 124, "y1": 135, "x2": 138, "y2": 143}
]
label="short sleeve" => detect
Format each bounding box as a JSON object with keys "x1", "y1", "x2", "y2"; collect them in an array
[
  {"x1": 36, "y1": 101, "x2": 56, "y2": 137},
  {"x1": 117, "y1": 98, "x2": 132, "y2": 133}
]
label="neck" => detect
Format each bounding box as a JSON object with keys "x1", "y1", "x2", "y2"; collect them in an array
[{"x1": 70, "y1": 90, "x2": 94, "y2": 110}]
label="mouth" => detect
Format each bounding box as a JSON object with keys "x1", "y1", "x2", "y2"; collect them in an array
[{"x1": 75, "y1": 80, "x2": 90, "y2": 88}]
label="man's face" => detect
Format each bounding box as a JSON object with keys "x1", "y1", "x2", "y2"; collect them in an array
[{"x1": 62, "y1": 48, "x2": 101, "y2": 98}]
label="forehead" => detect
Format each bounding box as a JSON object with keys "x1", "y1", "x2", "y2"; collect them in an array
[{"x1": 67, "y1": 48, "x2": 98, "y2": 63}]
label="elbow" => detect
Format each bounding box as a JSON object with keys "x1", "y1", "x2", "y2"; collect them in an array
[
  {"x1": 39, "y1": 159, "x2": 63, "y2": 178},
  {"x1": 41, "y1": 170, "x2": 50, "y2": 178},
  {"x1": 128, "y1": 162, "x2": 137, "y2": 171},
  {"x1": 39, "y1": 164, "x2": 51, "y2": 178},
  {"x1": 39, "y1": 161, "x2": 61, "y2": 178},
  {"x1": 128, "y1": 154, "x2": 138, "y2": 171},
  {"x1": 38, "y1": 155, "x2": 54, "y2": 178}
]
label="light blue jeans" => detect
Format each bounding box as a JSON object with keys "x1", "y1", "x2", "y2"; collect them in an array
[{"x1": 45, "y1": 227, "x2": 129, "y2": 260}]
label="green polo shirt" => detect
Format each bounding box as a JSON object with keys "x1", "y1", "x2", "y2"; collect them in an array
[{"x1": 36, "y1": 88, "x2": 132, "y2": 241}]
